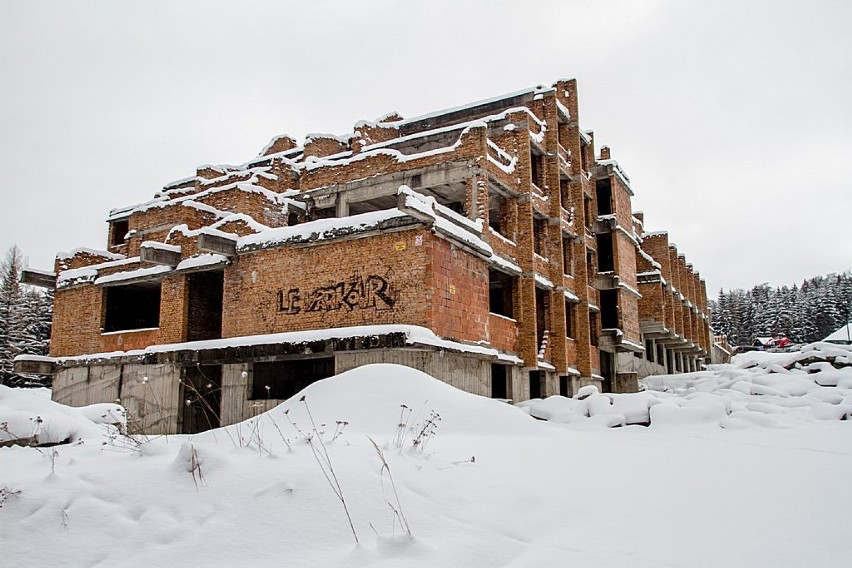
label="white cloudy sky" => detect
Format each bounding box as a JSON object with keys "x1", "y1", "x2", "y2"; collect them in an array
[{"x1": 1, "y1": 0, "x2": 850, "y2": 295}]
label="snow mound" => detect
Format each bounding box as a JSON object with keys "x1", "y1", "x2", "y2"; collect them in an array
[
  {"x1": 212, "y1": 364, "x2": 543, "y2": 445},
  {"x1": 0, "y1": 385, "x2": 126, "y2": 446},
  {"x1": 524, "y1": 342, "x2": 852, "y2": 429}
]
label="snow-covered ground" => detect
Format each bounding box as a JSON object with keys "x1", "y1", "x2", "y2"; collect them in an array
[{"x1": 2, "y1": 344, "x2": 852, "y2": 567}]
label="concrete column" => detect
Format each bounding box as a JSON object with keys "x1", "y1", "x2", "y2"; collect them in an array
[{"x1": 336, "y1": 194, "x2": 349, "y2": 217}]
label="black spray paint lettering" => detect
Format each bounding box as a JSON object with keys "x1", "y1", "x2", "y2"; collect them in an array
[{"x1": 278, "y1": 274, "x2": 395, "y2": 314}]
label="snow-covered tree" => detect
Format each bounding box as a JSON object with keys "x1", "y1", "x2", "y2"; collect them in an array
[{"x1": 0, "y1": 246, "x2": 53, "y2": 387}]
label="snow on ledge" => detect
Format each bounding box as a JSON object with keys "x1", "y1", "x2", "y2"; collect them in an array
[
  {"x1": 175, "y1": 254, "x2": 230, "y2": 272},
  {"x1": 94, "y1": 265, "x2": 172, "y2": 286},
  {"x1": 54, "y1": 325, "x2": 523, "y2": 366},
  {"x1": 238, "y1": 208, "x2": 411, "y2": 252},
  {"x1": 57, "y1": 247, "x2": 125, "y2": 261},
  {"x1": 13, "y1": 354, "x2": 56, "y2": 363}
]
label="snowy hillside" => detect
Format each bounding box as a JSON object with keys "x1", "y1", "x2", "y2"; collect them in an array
[{"x1": 2, "y1": 352, "x2": 852, "y2": 567}]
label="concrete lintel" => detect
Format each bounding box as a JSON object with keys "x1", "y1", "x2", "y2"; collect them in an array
[
  {"x1": 20, "y1": 269, "x2": 56, "y2": 289},
  {"x1": 303, "y1": 161, "x2": 472, "y2": 200},
  {"x1": 484, "y1": 170, "x2": 520, "y2": 198},
  {"x1": 14, "y1": 357, "x2": 56, "y2": 375},
  {"x1": 198, "y1": 233, "x2": 237, "y2": 257},
  {"x1": 140, "y1": 244, "x2": 181, "y2": 267}
]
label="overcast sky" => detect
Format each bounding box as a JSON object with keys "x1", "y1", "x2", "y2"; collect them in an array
[{"x1": 1, "y1": 0, "x2": 850, "y2": 295}]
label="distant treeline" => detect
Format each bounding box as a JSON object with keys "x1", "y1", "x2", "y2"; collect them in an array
[{"x1": 710, "y1": 271, "x2": 852, "y2": 346}]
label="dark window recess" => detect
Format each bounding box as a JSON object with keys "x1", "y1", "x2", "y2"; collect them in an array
[
  {"x1": 530, "y1": 152, "x2": 544, "y2": 188},
  {"x1": 645, "y1": 339, "x2": 654, "y2": 362},
  {"x1": 584, "y1": 195, "x2": 594, "y2": 229},
  {"x1": 529, "y1": 370, "x2": 543, "y2": 399},
  {"x1": 586, "y1": 251, "x2": 596, "y2": 280},
  {"x1": 491, "y1": 364, "x2": 508, "y2": 399},
  {"x1": 312, "y1": 207, "x2": 337, "y2": 220},
  {"x1": 103, "y1": 284, "x2": 161, "y2": 332},
  {"x1": 446, "y1": 201, "x2": 466, "y2": 216},
  {"x1": 287, "y1": 212, "x2": 300, "y2": 226},
  {"x1": 597, "y1": 232, "x2": 614, "y2": 272},
  {"x1": 581, "y1": 144, "x2": 590, "y2": 170},
  {"x1": 601, "y1": 289, "x2": 619, "y2": 329},
  {"x1": 110, "y1": 219, "x2": 129, "y2": 246},
  {"x1": 657, "y1": 344, "x2": 665, "y2": 366},
  {"x1": 250, "y1": 358, "x2": 335, "y2": 400},
  {"x1": 562, "y1": 237, "x2": 573, "y2": 275},
  {"x1": 489, "y1": 192, "x2": 507, "y2": 234},
  {"x1": 181, "y1": 365, "x2": 222, "y2": 434},
  {"x1": 596, "y1": 178, "x2": 613, "y2": 216},
  {"x1": 187, "y1": 271, "x2": 224, "y2": 342},
  {"x1": 565, "y1": 303, "x2": 576, "y2": 339},
  {"x1": 489, "y1": 269, "x2": 515, "y2": 318},
  {"x1": 600, "y1": 352, "x2": 614, "y2": 393},
  {"x1": 533, "y1": 217, "x2": 547, "y2": 256},
  {"x1": 589, "y1": 310, "x2": 599, "y2": 347},
  {"x1": 535, "y1": 287, "x2": 549, "y2": 348},
  {"x1": 560, "y1": 180, "x2": 571, "y2": 208},
  {"x1": 559, "y1": 376, "x2": 571, "y2": 397}
]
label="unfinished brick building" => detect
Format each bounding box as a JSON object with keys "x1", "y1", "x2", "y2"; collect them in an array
[{"x1": 19, "y1": 79, "x2": 712, "y2": 434}]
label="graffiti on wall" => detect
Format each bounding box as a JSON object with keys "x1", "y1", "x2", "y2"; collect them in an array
[{"x1": 277, "y1": 272, "x2": 396, "y2": 315}]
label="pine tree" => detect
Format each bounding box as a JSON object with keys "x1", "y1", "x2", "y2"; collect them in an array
[
  {"x1": 0, "y1": 246, "x2": 24, "y2": 384},
  {"x1": 0, "y1": 246, "x2": 53, "y2": 387}
]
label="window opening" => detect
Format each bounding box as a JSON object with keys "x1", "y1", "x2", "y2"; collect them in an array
[
  {"x1": 489, "y1": 191, "x2": 507, "y2": 235},
  {"x1": 565, "y1": 303, "x2": 576, "y2": 339},
  {"x1": 533, "y1": 217, "x2": 547, "y2": 256},
  {"x1": 560, "y1": 180, "x2": 571, "y2": 208},
  {"x1": 530, "y1": 152, "x2": 544, "y2": 188},
  {"x1": 559, "y1": 376, "x2": 571, "y2": 397},
  {"x1": 589, "y1": 309, "x2": 599, "y2": 347},
  {"x1": 584, "y1": 195, "x2": 594, "y2": 230},
  {"x1": 529, "y1": 370, "x2": 543, "y2": 399},
  {"x1": 110, "y1": 219, "x2": 129, "y2": 246},
  {"x1": 535, "y1": 287, "x2": 549, "y2": 348},
  {"x1": 103, "y1": 283, "x2": 161, "y2": 332},
  {"x1": 250, "y1": 358, "x2": 335, "y2": 400},
  {"x1": 562, "y1": 237, "x2": 573, "y2": 276},
  {"x1": 600, "y1": 352, "x2": 614, "y2": 393},
  {"x1": 491, "y1": 364, "x2": 508, "y2": 399},
  {"x1": 489, "y1": 269, "x2": 515, "y2": 318},
  {"x1": 595, "y1": 178, "x2": 613, "y2": 216},
  {"x1": 597, "y1": 232, "x2": 614, "y2": 272},
  {"x1": 187, "y1": 271, "x2": 224, "y2": 342},
  {"x1": 601, "y1": 289, "x2": 619, "y2": 329}
]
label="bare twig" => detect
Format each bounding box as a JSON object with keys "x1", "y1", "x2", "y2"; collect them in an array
[
  {"x1": 368, "y1": 436, "x2": 411, "y2": 536},
  {"x1": 301, "y1": 396, "x2": 359, "y2": 544}
]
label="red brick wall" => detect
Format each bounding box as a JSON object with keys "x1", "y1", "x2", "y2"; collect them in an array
[
  {"x1": 427, "y1": 237, "x2": 489, "y2": 343},
  {"x1": 488, "y1": 313, "x2": 518, "y2": 353},
  {"x1": 221, "y1": 229, "x2": 431, "y2": 337},
  {"x1": 50, "y1": 286, "x2": 104, "y2": 357}
]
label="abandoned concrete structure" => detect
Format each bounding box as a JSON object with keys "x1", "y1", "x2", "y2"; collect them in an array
[{"x1": 19, "y1": 79, "x2": 712, "y2": 434}]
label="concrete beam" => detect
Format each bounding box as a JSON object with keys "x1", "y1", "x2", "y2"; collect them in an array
[
  {"x1": 198, "y1": 233, "x2": 237, "y2": 257},
  {"x1": 20, "y1": 269, "x2": 56, "y2": 289},
  {"x1": 14, "y1": 356, "x2": 56, "y2": 375},
  {"x1": 140, "y1": 243, "x2": 181, "y2": 267}
]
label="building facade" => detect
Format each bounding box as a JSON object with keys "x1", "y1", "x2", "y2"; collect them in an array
[{"x1": 20, "y1": 79, "x2": 712, "y2": 434}]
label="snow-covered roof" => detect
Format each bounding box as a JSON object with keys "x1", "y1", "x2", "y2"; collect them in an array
[{"x1": 823, "y1": 322, "x2": 852, "y2": 343}]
